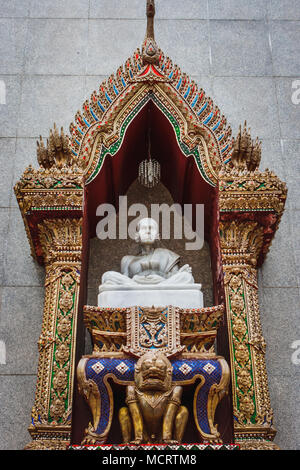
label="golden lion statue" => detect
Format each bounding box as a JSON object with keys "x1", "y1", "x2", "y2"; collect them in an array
[{"x1": 119, "y1": 351, "x2": 188, "y2": 444}]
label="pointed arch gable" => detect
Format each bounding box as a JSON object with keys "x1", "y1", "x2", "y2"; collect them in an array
[
  {"x1": 84, "y1": 97, "x2": 217, "y2": 242},
  {"x1": 69, "y1": 50, "x2": 233, "y2": 187}
]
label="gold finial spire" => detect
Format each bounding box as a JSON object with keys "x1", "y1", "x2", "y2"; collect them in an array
[
  {"x1": 142, "y1": 0, "x2": 159, "y2": 65},
  {"x1": 231, "y1": 121, "x2": 262, "y2": 172},
  {"x1": 146, "y1": 0, "x2": 155, "y2": 39}
]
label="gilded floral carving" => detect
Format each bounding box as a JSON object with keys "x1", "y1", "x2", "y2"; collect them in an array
[{"x1": 57, "y1": 318, "x2": 72, "y2": 339}]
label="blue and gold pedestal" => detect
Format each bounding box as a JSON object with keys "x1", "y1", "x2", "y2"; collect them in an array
[{"x1": 77, "y1": 305, "x2": 230, "y2": 445}]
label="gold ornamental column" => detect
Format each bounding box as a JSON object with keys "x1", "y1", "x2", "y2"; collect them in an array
[
  {"x1": 218, "y1": 124, "x2": 287, "y2": 450},
  {"x1": 220, "y1": 221, "x2": 277, "y2": 449},
  {"x1": 26, "y1": 218, "x2": 82, "y2": 449},
  {"x1": 14, "y1": 126, "x2": 85, "y2": 449}
]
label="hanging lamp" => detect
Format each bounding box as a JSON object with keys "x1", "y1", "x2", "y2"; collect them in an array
[{"x1": 138, "y1": 121, "x2": 161, "y2": 188}]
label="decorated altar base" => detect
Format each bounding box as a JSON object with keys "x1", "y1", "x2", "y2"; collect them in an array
[{"x1": 68, "y1": 443, "x2": 239, "y2": 450}]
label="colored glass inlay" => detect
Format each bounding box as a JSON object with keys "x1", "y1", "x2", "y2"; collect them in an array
[
  {"x1": 197, "y1": 102, "x2": 208, "y2": 116},
  {"x1": 97, "y1": 101, "x2": 105, "y2": 112},
  {"x1": 89, "y1": 107, "x2": 99, "y2": 122}
]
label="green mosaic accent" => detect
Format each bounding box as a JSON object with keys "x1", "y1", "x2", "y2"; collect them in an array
[
  {"x1": 255, "y1": 183, "x2": 265, "y2": 190},
  {"x1": 33, "y1": 181, "x2": 83, "y2": 190},
  {"x1": 229, "y1": 285, "x2": 257, "y2": 425},
  {"x1": 48, "y1": 278, "x2": 76, "y2": 424}
]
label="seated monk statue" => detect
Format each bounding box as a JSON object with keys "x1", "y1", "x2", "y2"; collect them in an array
[{"x1": 101, "y1": 217, "x2": 194, "y2": 286}]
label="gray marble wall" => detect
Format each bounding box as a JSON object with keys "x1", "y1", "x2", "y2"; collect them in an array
[{"x1": 0, "y1": 0, "x2": 299, "y2": 450}]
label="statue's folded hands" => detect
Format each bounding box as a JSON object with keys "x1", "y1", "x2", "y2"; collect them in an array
[{"x1": 132, "y1": 273, "x2": 165, "y2": 284}]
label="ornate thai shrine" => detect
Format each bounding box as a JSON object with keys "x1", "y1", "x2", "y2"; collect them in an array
[{"x1": 14, "y1": 1, "x2": 287, "y2": 451}]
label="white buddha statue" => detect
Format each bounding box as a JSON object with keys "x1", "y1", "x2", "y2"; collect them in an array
[
  {"x1": 98, "y1": 217, "x2": 203, "y2": 309},
  {"x1": 101, "y1": 217, "x2": 194, "y2": 286}
]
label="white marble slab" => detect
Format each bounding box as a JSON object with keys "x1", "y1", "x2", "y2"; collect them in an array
[{"x1": 97, "y1": 283, "x2": 203, "y2": 309}]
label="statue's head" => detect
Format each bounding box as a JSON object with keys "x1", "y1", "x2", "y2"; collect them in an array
[
  {"x1": 146, "y1": 0, "x2": 155, "y2": 18},
  {"x1": 135, "y1": 351, "x2": 173, "y2": 392},
  {"x1": 135, "y1": 217, "x2": 159, "y2": 244}
]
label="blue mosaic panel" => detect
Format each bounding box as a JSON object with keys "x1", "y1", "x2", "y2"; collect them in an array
[
  {"x1": 172, "y1": 359, "x2": 222, "y2": 434},
  {"x1": 86, "y1": 358, "x2": 135, "y2": 435},
  {"x1": 84, "y1": 357, "x2": 222, "y2": 438}
]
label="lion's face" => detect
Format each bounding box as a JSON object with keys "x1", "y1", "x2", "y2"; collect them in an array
[{"x1": 135, "y1": 351, "x2": 172, "y2": 392}]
